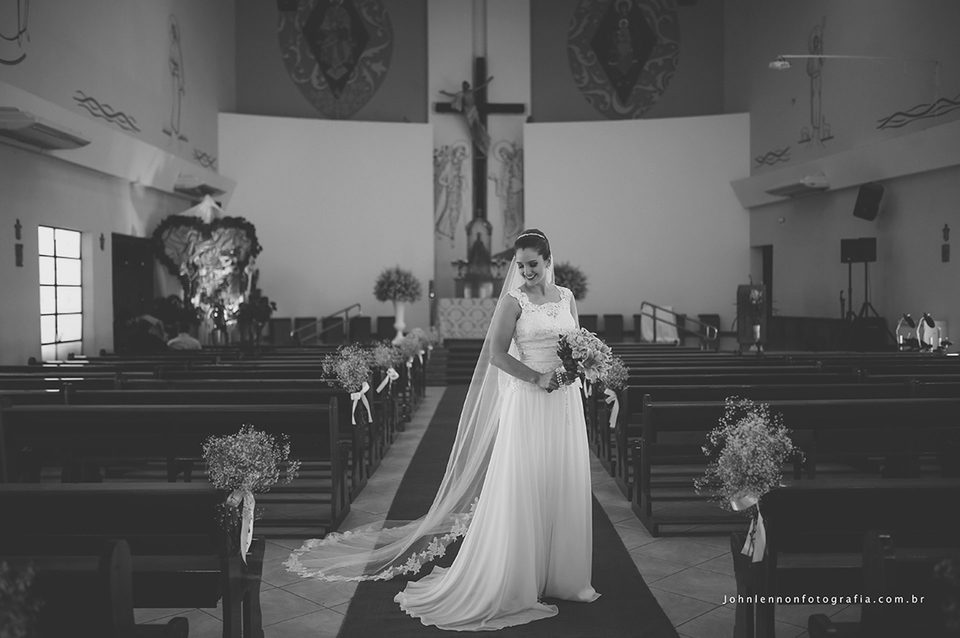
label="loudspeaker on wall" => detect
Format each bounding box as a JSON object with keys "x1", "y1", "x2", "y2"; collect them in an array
[{"x1": 853, "y1": 182, "x2": 884, "y2": 220}]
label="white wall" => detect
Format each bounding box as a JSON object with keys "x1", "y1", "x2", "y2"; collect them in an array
[
  {"x1": 218, "y1": 114, "x2": 434, "y2": 330},
  {"x1": 524, "y1": 114, "x2": 751, "y2": 334}
]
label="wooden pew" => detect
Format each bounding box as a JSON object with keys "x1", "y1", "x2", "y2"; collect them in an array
[
  {"x1": 807, "y1": 530, "x2": 960, "y2": 638},
  {"x1": 2, "y1": 539, "x2": 189, "y2": 638},
  {"x1": 0, "y1": 482, "x2": 266, "y2": 638},
  {"x1": 0, "y1": 403, "x2": 348, "y2": 537},
  {"x1": 631, "y1": 397, "x2": 960, "y2": 535},
  {"x1": 750, "y1": 478, "x2": 960, "y2": 637}
]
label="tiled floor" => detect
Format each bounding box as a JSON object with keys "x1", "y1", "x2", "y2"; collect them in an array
[{"x1": 135, "y1": 387, "x2": 856, "y2": 637}]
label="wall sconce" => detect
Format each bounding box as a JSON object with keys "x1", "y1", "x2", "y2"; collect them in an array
[
  {"x1": 99, "y1": 233, "x2": 105, "y2": 250},
  {"x1": 14, "y1": 218, "x2": 22, "y2": 240}
]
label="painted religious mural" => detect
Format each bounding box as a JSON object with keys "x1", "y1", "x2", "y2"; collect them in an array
[
  {"x1": 567, "y1": 0, "x2": 680, "y2": 119},
  {"x1": 277, "y1": 0, "x2": 393, "y2": 119}
]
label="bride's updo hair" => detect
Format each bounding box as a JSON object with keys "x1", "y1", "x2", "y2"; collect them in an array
[{"x1": 514, "y1": 228, "x2": 551, "y2": 261}]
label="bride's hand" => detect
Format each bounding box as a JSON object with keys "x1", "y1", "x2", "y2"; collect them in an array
[{"x1": 536, "y1": 371, "x2": 559, "y2": 392}]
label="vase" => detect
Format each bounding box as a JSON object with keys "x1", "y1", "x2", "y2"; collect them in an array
[{"x1": 392, "y1": 302, "x2": 406, "y2": 344}]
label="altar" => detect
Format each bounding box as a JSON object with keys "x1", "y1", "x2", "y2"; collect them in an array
[{"x1": 437, "y1": 297, "x2": 498, "y2": 339}]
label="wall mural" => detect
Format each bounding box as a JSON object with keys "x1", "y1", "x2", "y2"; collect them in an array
[
  {"x1": 0, "y1": 0, "x2": 30, "y2": 65},
  {"x1": 163, "y1": 14, "x2": 188, "y2": 142},
  {"x1": 798, "y1": 17, "x2": 832, "y2": 145},
  {"x1": 489, "y1": 140, "x2": 524, "y2": 250},
  {"x1": 877, "y1": 92, "x2": 960, "y2": 130},
  {"x1": 754, "y1": 146, "x2": 791, "y2": 168},
  {"x1": 567, "y1": 0, "x2": 680, "y2": 119},
  {"x1": 277, "y1": 0, "x2": 393, "y2": 119},
  {"x1": 73, "y1": 90, "x2": 141, "y2": 132},
  {"x1": 434, "y1": 142, "x2": 469, "y2": 246}
]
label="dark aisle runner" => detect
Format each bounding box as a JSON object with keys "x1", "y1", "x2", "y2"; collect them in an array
[{"x1": 337, "y1": 386, "x2": 678, "y2": 638}]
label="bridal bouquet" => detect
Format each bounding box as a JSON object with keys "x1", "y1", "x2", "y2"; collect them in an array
[{"x1": 556, "y1": 328, "x2": 613, "y2": 384}]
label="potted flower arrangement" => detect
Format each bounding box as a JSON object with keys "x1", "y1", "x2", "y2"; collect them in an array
[
  {"x1": 0, "y1": 562, "x2": 41, "y2": 638},
  {"x1": 202, "y1": 425, "x2": 300, "y2": 561},
  {"x1": 553, "y1": 262, "x2": 588, "y2": 300},
  {"x1": 322, "y1": 345, "x2": 374, "y2": 425},
  {"x1": 694, "y1": 397, "x2": 802, "y2": 563},
  {"x1": 374, "y1": 267, "x2": 422, "y2": 344},
  {"x1": 748, "y1": 287, "x2": 764, "y2": 345}
]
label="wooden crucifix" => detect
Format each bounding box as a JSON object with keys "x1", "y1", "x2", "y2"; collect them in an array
[{"x1": 434, "y1": 57, "x2": 525, "y2": 225}]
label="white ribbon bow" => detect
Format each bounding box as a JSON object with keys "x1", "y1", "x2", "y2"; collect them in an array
[
  {"x1": 604, "y1": 388, "x2": 620, "y2": 430},
  {"x1": 350, "y1": 381, "x2": 371, "y2": 425},
  {"x1": 227, "y1": 488, "x2": 256, "y2": 564},
  {"x1": 583, "y1": 379, "x2": 593, "y2": 397},
  {"x1": 741, "y1": 509, "x2": 767, "y2": 563},
  {"x1": 376, "y1": 367, "x2": 400, "y2": 394},
  {"x1": 417, "y1": 349, "x2": 425, "y2": 365}
]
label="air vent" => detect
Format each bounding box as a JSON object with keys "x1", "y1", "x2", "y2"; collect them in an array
[{"x1": 0, "y1": 107, "x2": 91, "y2": 150}]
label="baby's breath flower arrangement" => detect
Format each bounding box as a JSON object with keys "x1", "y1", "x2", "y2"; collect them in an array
[
  {"x1": 600, "y1": 356, "x2": 629, "y2": 392},
  {"x1": 371, "y1": 341, "x2": 403, "y2": 370},
  {"x1": 0, "y1": 562, "x2": 41, "y2": 638},
  {"x1": 694, "y1": 397, "x2": 803, "y2": 562},
  {"x1": 322, "y1": 344, "x2": 373, "y2": 393},
  {"x1": 202, "y1": 425, "x2": 301, "y2": 561},
  {"x1": 694, "y1": 397, "x2": 800, "y2": 511},
  {"x1": 397, "y1": 332, "x2": 423, "y2": 363}
]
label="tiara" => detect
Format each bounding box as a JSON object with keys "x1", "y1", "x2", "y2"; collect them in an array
[{"x1": 516, "y1": 231, "x2": 546, "y2": 240}]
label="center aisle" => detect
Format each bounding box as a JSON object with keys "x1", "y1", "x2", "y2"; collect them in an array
[{"x1": 337, "y1": 386, "x2": 678, "y2": 638}]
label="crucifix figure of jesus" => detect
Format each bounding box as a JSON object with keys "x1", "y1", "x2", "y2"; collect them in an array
[{"x1": 440, "y1": 76, "x2": 494, "y2": 157}]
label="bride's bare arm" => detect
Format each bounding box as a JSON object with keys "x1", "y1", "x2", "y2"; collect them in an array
[{"x1": 488, "y1": 295, "x2": 558, "y2": 391}]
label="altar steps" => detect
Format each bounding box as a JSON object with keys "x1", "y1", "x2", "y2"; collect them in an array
[{"x1": 445, "y1": 339, "x2": 484, "y2": 384}]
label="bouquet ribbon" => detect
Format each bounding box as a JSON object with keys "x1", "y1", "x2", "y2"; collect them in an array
[
  {"x1": 742, "y1": 508, "x2": 766, "y2": 563},
  {"x1": 350, "y1": 381, "x2": 372, "y2": 425},
  {"x1": 604, "y1": 388, "x2": 620, "y2": 430},
  {"x1": 376, "y1": 367, "x2": 400, "y2": 394},
  {"x1": 417, "y1": 350, "x2": 425, "y2": 365},
  {"x1": 583, "y1": 379, "x2": 593, "y2": 397},
  {"x1": 227, "y1": 488, "x2": 256, "y2": 564}
]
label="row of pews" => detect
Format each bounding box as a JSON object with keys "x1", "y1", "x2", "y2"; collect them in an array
[
  {"x1": 582, "y1": 345, "x2": 960, "y2": 637},
  {"x1": 0, "y1": 347, "x2": 429, "y2": 637}
]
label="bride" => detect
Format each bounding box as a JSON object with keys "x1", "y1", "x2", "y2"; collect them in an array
[{"x1": 286, "y1": 228, "x2": 600, "y2": 631}]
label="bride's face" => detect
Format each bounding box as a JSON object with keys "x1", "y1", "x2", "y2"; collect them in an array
[{"x1": 516, "y1": 247, "x2": 550, "y2": 286}]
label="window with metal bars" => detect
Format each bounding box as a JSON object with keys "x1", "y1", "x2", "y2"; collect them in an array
[{"x1": 38, "y1": 225, "x2": 83, "y2": 361}]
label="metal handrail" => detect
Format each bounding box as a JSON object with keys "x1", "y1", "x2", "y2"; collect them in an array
[
  {"x1": 291, "y1": 303, "x2": 362, "y2": 345},
  {"x1": 638, "y1": 301, "x2": 719, "y2": 346}
]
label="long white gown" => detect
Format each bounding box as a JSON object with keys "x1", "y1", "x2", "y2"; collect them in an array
[{"x1": 394, "y1": 285, "x2": 600, "y2": 631}]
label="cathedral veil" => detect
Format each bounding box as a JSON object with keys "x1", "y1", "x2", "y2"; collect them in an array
[{"x1": 285, "y1": 252, "x2": 556, "y2": 582}]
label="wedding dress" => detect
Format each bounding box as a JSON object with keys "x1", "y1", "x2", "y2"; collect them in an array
[{"x1": 394, "y1": 285, "x2": 600, "y2": 631}]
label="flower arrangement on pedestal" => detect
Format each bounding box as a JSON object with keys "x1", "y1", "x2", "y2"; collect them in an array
[
  {"x1": 694, "y1": 397, "x2": 803, "y2": 563},
  {"x1": 322, "y1": 345, "x2": 374, "y2": 425},
  {"x1": 374, "y1": 267, "x2": 422, "y2": 344},
  {"x1": 748, "y1": 287, "x2": 765, "y2": 344},
  {"x1": 202, "y1": 425, "x2": 300, "y2": 562},
  {"x1": 553, "y1": 262, "x2": 589, "y2": 300}
]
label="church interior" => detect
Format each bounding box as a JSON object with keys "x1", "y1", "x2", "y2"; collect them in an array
[{"x1": 2, "y1": 1, "x2": 960, "y2": 637}]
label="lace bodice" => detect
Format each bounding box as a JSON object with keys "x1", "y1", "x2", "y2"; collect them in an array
[{"x1": 507, "y1": 286, "x2": 577, "y2": 374}]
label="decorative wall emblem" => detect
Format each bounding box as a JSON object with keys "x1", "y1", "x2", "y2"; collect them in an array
[
  {"x1": 877, "y1": 92, "x2": 960, "y2": 130},
  {"x1": 434, "y1": 142, "x2": 469, "y2": 246},
  {"x1": 0, "y1": 0, "x2": 30, "y2": 65},
  {"x1": 567, "y1": 0, "x2": 680, "y2": 119},
  {"x1": 754, "y1": 146, "x2": 791, "y2": 167},
  {"x1": 278, "y1": 0, "x2": 393, "y2": 119},
  {"x1": 73, "y1": 90, "x2": 141, "y2": 132},
  {"x1": 193, "y1": 148, "x2": 218, "y2": 170}
]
